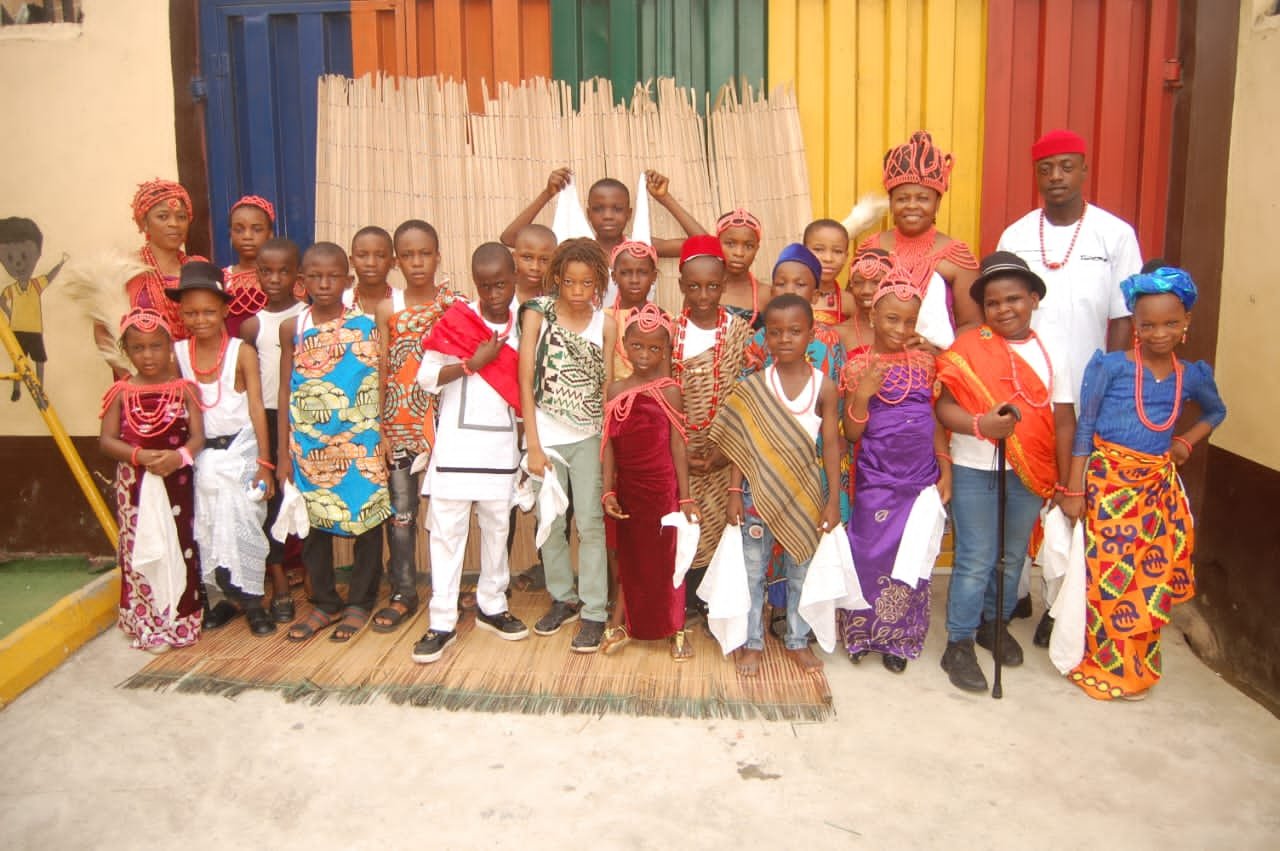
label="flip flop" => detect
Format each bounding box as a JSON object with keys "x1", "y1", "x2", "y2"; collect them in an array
[
  {"x1": 371, "y1": 595, "x2": 417, "y2": 634},
  {"x1": 330, "y1": 606, "x2": 369, "y2": 643}
]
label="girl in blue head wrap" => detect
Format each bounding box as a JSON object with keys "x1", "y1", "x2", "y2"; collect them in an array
[{"x1": 1058, "y1": 264, "x2": 1226, "y2": 701}]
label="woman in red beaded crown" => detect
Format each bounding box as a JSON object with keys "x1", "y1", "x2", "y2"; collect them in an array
[
  {"x1": 99, "y1": 307, "x2": 206, "y2": 652},
  {"x1": 222, "y1": 195, "x2": 276, "y2": 337},
  {"x1": 859, "y1": 131, "x2": 981, "y2": 344},
  {"x1": 126, "y1": 179, "x2": 195, "y2": 338}
]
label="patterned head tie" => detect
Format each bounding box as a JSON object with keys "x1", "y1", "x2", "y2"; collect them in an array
[
  {"x1": 882, "y1": 130, "x2": 954, "y2": 195},
  {"x1": 715, "y1": 207, "x2": 763, "y2": 238},
  {"x1": 610, "y1": 239, "x2": 658, "y2": 267},
  {"x1": 872, "y1": 264, "x2": 924, "y2": 305},
  {"x1": 624, "y1": 302, "x2": 673, "y2": 336},
  {"x1": 119, "y1": 307, "x2": 172, "y2": 339},
  {"x1": 230, "y1": 194, "x2": 276, "y2": 224},
  {"x1": 850, "y1": 247, "x2": 894, "y2": 282},
  {"x1": 1121, "y1": 266, "x2": 1198, "y2": 312},
  {"x1": 131, "y1": 179, "x2": 193, "y2": 232}
]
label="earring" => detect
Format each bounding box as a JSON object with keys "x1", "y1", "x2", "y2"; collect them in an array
[{"x1": 1181, "y1": 328, "x2": 1188, "y2": 344}]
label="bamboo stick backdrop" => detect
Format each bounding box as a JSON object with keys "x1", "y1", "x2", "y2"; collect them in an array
[{"x1": 315, "y1": 74, "x2": 812, "y2": 309}]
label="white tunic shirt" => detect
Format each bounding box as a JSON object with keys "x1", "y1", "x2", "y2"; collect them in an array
[
  {"x1": 997, "y1": 204, "x2": 1142, "y2": 402},
  {"x1": 417, "y1": 302, "x2": 520, "y2": 502}
]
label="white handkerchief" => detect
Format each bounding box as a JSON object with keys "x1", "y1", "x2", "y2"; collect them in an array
[
  {"x1": 550, "y1": 180, "x2": 594, "y2": 242},
  {"x1": 410, "y1": 451, "x2": 429, "y2": 475},
  {"x1": 660, "y1": 511, "x2": 701, "y2": 588},
  {"x1": 522, "y1": 449, "x2": 569, "y2": 548},
  {"x1": 697, "y1": 524, "x2": 750, "y2": 655},
  {"x1": 1048, "y1": 509, "x2": 1088, "y2": 675},
  {"x1": 799, "y1": 525, "x2": 870, "y2": 653},
  {"x1": 271, "y1": 480, "x2": 310, "y2": 542},
  {"x1": 629, "y1": 171, "x2": 651, "y2": 245},
  {"x1": 133, "y1": 472, "x2": 186, "y2": 618},
  {"x1": 916, "y1": 272, "x2": 956, "y2": 350},
  {"x1": 890, "y1": 485, "x2": 947, "y2": 588}
]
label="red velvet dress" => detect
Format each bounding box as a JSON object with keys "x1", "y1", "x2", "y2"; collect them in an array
[{"x1": 606, "y1": 389, "x2": 684, "y2": 639}]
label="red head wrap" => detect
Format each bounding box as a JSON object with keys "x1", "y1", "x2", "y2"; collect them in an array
[
  {"x1": 715, "y1": 207, "x2": 763, "y2": 239},
  {"x1": 118, "y1": 307, "x2": 172, "y2": 339},
  {"x1": 850, "y1": 247, "x2": 894, "y2": 283},
  {"x1": 1031, "y1": 129, "x2": 1086, "y2": 162},
  {"x1": 882, "y1": 131, "x2": 953, "y2": 195},
  {"x1": 624, "y1": 302, "x2": 673, "y2": 336},
  {"x1": 679, "y1": 234, "x2": 725, "y2": 268},
  {"x1": 610, "y1": 239, "x2": 658, "y2": 268},
  {"x1": 131, "y1": 179, "x2": 193, "y2": 232},
  {"x1": 872, "y1": 263, "x2": 925, "y2": 306},
  {"x1": 230, "y1": 194, "x2": 276, "y2": 224}
]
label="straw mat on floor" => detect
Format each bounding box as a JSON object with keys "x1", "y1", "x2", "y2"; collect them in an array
[{"x1": 120, "y1": 584, "x2": 832, "y2": 721}]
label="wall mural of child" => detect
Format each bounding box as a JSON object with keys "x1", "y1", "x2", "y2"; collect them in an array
[{"x1": 0, "y1": 216, "x2": 67, "y2": 402}]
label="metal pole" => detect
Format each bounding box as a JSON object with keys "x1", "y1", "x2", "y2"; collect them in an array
[{"x1": 0, "y1": 313, "x2": 118, "y2": 550}]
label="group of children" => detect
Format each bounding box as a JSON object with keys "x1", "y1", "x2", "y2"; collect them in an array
[{"x1": 98, "y1": 157, "x2": 1225, "y2": 703}]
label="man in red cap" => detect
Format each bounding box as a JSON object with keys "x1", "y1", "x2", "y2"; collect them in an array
[{"x1": 996, "y1": 129, "x2": 1142, "y2": 644}]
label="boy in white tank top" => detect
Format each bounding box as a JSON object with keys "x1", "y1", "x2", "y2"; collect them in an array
[
  {"x1": 237, "y1": 238, "x2": 305, "y2": 622},
  {"x1": 711, "y1": 294, "x2": 843, "y2": 677},
  {"x1": 168, "y1": 261, "x2": 277, "y2": 637}
]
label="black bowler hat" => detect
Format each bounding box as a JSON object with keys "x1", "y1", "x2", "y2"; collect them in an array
[
  {"x1": 165, "y1": 260, "x2": 230, "y2": 302},
  {"x1": 970, "y1": 251, "x2": 1047, "y2": 304}
]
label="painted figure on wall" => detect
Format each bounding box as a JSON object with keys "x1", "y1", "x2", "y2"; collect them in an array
[{"x1": 0, "y1": 216, "x2": 67, "y2": 401}]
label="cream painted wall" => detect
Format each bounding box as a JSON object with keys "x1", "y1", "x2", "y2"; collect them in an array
[
  {"x1": 0, "y1": 0, "x2": 176, "y2": 437},
  {"x1": 1213, "y1": 1, "x2": 1280, "y2": 471}
]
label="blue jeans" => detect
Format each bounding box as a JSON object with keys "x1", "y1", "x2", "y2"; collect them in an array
[
  {"x1": 386, "y1": 456, "x2": 422, "y2": 606},
  {"x1": 946, "y1": 465, "x2": 1045, "y2": 642},
  {"x1": 741, "y1": 514, "x2": 811, "y2": 650}
]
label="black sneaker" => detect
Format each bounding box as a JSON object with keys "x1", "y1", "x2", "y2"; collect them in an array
[
  {"x1": 1033, "y1": 611, "x2": 1055, "y2": 648},
  {"x1": 976, "y1": 619, "x2": 1024, "y2": 666},
  {"x1": 475, "y1": 609, "x2": 530, "y2": 641},
  {"x1": 570, "y1": 619, "x2": 606, "y2": 653},
  {"x1": 245, "y1": 606, "x2": 277, "y2": 637},
  {"x1": 941, "y1": 639, "x2": 989, "y2": 692},
  {"x1": 411, "y1": 629, "x2": 456, "y2": 664},
  {"x1": 533, "y1": 600, "x2": 581, "y2": 636}
]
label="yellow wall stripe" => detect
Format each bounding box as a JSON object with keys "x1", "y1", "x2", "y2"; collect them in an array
[{"x1": 769, "y1": 0, "x2": 987, "y2": 249}]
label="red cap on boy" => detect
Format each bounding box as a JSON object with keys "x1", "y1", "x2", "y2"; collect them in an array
[{"x1": 1031, "y1": 129, "x2": 1087, "y2": 162}]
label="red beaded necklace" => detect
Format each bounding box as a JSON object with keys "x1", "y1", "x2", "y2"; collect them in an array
[
  {"x1": 1133, "y1": 345, "x2": 1184, "y2": 431},
  {"x1": 768, "y1": 364, "x2": 818, "y2": 415},
  {"x1": 890, "y1": 226, "x2": 939, "y2": 264},
  {"x1": 1004, "y1": 332, "x2": 1053, "y2": 409},
  {"x1": 869, "y1": 350, "x2": 932, "y2": 405},
  {"x1": 187, "y1": 331, "x2": 230, "y2": 410},
  {"x1": 672, "y1": 307, "x2": 727, "y2": 432},
  {"x1": 605, "y1": 377, "x2": 687, "y2": 441},
  {"x1": 1038, "y1": 203, "x2": 1088, "y2": 271},
  {"x1": 117, "y1": 379, "x2": 188, "y2": 438}
]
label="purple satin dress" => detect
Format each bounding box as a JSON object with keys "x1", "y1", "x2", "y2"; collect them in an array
[{"x1": 839, "y1": 373, "x2": 938, "y2": 659}]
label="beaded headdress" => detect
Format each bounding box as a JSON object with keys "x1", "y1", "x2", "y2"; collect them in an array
[
  {"x1": 624, "y1": 302, "x2": 673, "y2": 336},
  {"x1": 882, "y1": 131, "x2": 954, "y2": 195},
  {"x1": 610, "y1": 239, "x2": 658, "y2": 268},
  {"x1": 131, "y1": 179, "x2": 192, "y2": 232},
  {"x1": 1121, "y1": 266, "x2": 1198, "y2": 312},
  {"x1": 230, "y1": 194, "x2": 276, "y2": 224},
  {"x1": 872, "y1": 264, "x2": 924, "y2": 305},
  {"x1": 851, "y1": 247, "x2": 894, "y2": 282},
  {"x1": 119, "y1": 307, "x2": 172, "y2": 339},
  {"x1": 715, "y1": 207, "x2": 763, "y2": 239}
]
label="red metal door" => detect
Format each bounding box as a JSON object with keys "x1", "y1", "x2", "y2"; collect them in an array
[{"x1": 980, "y1": 0, "x2": 1179, "y2": 256}]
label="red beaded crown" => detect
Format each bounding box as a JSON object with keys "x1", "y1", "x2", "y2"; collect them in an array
[{"x1": 882, "y1": 131, "x2": 954, "y2": 195}]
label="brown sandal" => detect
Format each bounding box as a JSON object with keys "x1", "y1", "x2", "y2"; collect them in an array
[
  {"x1": 669, "y1": 629, "x2": 695, "y2": 662},
  {"x1": 600, "y1": 625, "x2": 631, "y2": 656},
  {"x1": 286, "y1": 608, "x2": 338, "y2": 642},
  {"x1": 371, "y1": 595, "x2": 417, "y2": 633},
  {"x1": 329, "y1": 607, "x2": 369, "y2": 643}
]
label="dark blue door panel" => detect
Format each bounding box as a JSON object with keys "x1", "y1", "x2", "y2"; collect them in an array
[{"x1": 201, "y1": 1, "x2": 351, "y2": 266}]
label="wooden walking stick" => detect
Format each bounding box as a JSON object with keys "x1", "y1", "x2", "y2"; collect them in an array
[{"x1": 992, "y1": 403, "x2": 1022, "y2": 700}]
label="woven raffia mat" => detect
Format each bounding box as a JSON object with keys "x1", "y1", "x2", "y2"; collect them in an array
[{"x1": 314, "y1": 74, "x2": 812, "y2": 306}]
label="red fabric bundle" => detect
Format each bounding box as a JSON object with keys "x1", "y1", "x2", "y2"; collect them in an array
[{"x1": 422, "y1": 301, "x2": 522, "y2": 416}]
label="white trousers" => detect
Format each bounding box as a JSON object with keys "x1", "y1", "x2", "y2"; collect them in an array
[{"x1": 426, "y1": 497, "x2": 511, "y2": 633}]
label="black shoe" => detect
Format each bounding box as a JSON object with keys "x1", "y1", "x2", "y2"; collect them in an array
[
  {"x1": 202, "y1": 600, "x2": 241, "y2": 630},
  {"x1": 976, "y1": 619, "x2": 1024, "y2": 666},
  {"x1": 475, "y1": 609, "x2": 530, "y2": 641},
  {"x1": 411, "y1": 629, "x2": 456, "y2": 664},
  {"x1": 270, "y1": 595, "x2": 295, "y2": 624},
  {"x1": 10, "y1": 384, "x2": 19, "y2": 402},
  {"x1": 245, "y1": 606, "x2": 277, "y2": 636},
  {"x1": 570, "y1": 619, "x2": 606, "y2": 653},
  {"x1": 1034, "y1": 611, "x2": 1055, "y2": 648},
  {"x1": 1011, "y1": 594, "x2": 1033, "y2": 619},
  {"x1": 849, "y1": 649, "x2": 869, "y2": 665},
  {"x1": 533, "y1": 600, "x2": 581, "y2": 636},
  {"x1": 882, "y1": 654, "x2": 908, "y2": 673},
  {"x1": 941, "y1": 639, "x2": 989, "y2": 692}
]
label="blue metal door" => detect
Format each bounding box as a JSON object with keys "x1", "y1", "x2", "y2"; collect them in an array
[{"x1": 200, "y1": 0, "x2": 353, "y2": 266}]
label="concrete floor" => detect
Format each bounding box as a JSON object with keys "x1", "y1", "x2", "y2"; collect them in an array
[{"x1": 2, "y1": 587, "x2": 1278, "y2": 850}]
